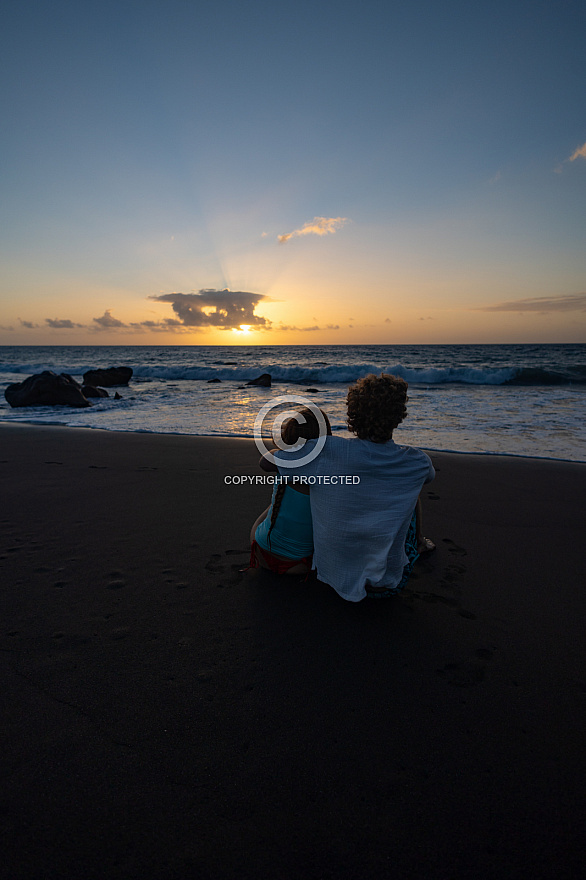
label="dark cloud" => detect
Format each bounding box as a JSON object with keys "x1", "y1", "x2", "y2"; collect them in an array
[
  {"x1": 473, "y1": 293, "x2": 586, "y2": 313},
  {"x1": 18, "y1": 319, "x2": 40, "y2": 329},
  {"x1": 45, "y1": 318, "x2": 84, "y2": 329},
  {"x1": 92, "y1": 309, "x2": 128, "y2": 329},
  {"x1": 129, "y1": 318, "x2": 190, "y2": 333},
  {"x1": 150, "y1": 289, "x2": 272, "y2": 330}
]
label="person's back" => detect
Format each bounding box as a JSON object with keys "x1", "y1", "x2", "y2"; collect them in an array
[
  {"x1": 255, "y1": 482, "x2": 313, "y2": 559},
  {"x1": 272, "y1": 374, "x2": 434, "y2": 601}
]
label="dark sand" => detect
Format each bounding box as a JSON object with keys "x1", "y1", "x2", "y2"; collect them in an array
[{"x1": 1, "y1": 424, "x2": 585, "y2": 879}]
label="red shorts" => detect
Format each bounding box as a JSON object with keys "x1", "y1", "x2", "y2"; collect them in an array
[{"x1": 249, "y1": 540, "x2": 313, "y2": 575}]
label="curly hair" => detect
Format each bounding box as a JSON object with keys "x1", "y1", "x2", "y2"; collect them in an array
[
  {"x1": 346, "y1": 373, "x2": 408, "y2": 443},
  {"x1": 267, "y1": 407, "x2": 331, "y2": 548}
]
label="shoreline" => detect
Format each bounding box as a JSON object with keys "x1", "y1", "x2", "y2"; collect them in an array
[{"x1": 1, "y1": 419, "x2": 585, "y2": 464}]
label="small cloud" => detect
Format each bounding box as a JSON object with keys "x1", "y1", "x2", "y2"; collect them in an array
[
  {"x1": 129, "y1": 318, "x2": 192, "y2": 334},
  {"x1": 18, "y1": 319, "x2": 40, "y2": 329},
  {"x1": 274, "y1": 323, "x2": 338, "y2": 332},
  {"x1": 569, "y1": 142, "x2": 586, "y2": 162},
  {"x1": 261, "y1": 231, "x2": 268, "y2": 238},
  {"x1": 92, "y1": 309, "x2": 128, "y2": 329},
  {"x1": 278, "y1": 216, "x2": 348, "y2": 244},
  {"x1": 45, "y1": 318, "x2": 84, "y2": 329},
  {"x1": 555, "y1": 140, "x2": 586, "y2": 173},
  {"x1": 473, "y1": 293, "x2": 586, "y2": 313},
  {"x1": 150, "y1": 289, "x2": 272, "y2": 330},
  {"x1": 384, "y1": 317, "x2": 391, "y2": 323},
  {"x1": 0, "y1": 324, "x2": 14, "y2": 331},
  {"x1": 489, "y1": 171, "x2": 502, "y2": 184},
  {"x1": 276, "y1": 324, "x2": 322, "y2": 332}
]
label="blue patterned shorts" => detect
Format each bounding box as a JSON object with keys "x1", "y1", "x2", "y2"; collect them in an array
[{"x1": 365, "y1": 511, "x2": 419, "y2": 599}]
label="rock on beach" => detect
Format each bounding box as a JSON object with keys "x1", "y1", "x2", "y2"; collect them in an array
[
  {"x1": 4, "y1": 371, "x2": 92, "y2": 408},
  {"x1": 82, "y1": 367, "x2": 133, "y2": 387}
]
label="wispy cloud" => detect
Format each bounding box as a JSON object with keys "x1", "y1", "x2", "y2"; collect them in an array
[
  {"x1": 555, "y1": 140, "x2": 586, "y2": 173},
  {"x1": 275, "y1": 323, "x2": 339, "y2": 332},
  {"x1": 150, "y1": 289, "x2": 272, "y2": 330},
  {"x1": 473, "y1": 293, "x2": 586, "y2": 313},
  {"x1": 278, "y1": 216, "x2": 348, "y2": 244},
  {"x1": 568, "y1": 142, "x2": 586, "y2": 162}
]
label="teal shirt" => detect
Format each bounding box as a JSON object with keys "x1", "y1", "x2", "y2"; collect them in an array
[{"x1": 255, "y1": 485, "x2": 314, "y2": 559}]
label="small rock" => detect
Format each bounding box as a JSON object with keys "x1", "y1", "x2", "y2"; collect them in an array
[
  {"x1": 82, "y1": 385, "x2": 109, "y2": 398},
  {"x1": 245, "y1": 373, "x2": 271, "y2": 387}
]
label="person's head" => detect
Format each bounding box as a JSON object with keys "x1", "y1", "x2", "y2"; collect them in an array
[
  {"x1": 266, "y1": 406, "x2": 331, "y2": 547},
  {"x1": 280, "y1": 406, "x2": 332, "y2": 446},
  {"x1": 346, "y1": 373, "x2": 408, "y2": 443}
]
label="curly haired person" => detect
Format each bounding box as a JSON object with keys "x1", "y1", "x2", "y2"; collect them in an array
[{"x1": 260, "y1": 374, "x2": 435, "y2": 601}]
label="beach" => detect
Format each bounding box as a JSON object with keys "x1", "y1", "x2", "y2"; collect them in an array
[{"x1": 1, "y1": 423, "x2": 585, "y2": 879}]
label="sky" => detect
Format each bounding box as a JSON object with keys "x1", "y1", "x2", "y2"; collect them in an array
[{"x1": 1, "y1": 0, "x2": 585, "y2": 345}]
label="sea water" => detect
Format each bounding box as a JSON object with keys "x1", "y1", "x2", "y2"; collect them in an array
[{"x1": 0, "y1": 344, "x2": 584, "y2": 462}]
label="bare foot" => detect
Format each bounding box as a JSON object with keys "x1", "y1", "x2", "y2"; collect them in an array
[{"x1": 418, "y1": 536, "x2": 436, "y2": 554}]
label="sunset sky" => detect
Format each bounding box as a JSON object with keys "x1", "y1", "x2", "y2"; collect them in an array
[{"x1": 1, "y1": 0, "x2": 585, "y2": 345}]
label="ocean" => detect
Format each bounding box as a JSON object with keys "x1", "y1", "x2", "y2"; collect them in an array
[{"x1": 1, "y1": 344, "x2": 585, "y2": 462}]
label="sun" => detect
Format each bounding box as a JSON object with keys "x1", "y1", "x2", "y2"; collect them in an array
[{"x1": 232, "y1": 324, "x2": 252, "y2": 334}]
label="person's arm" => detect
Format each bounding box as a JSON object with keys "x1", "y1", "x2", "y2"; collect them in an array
[
  {"x1": 259, "y1": 454, "x2": 279, "y2": 473},
  {"x1": 424, "y1": 454, "x2": 435, "y2": 483}
]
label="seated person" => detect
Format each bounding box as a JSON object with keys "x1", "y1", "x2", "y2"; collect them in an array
[
  {"x1": 261, "y1": 374, "x2": 435, "y2": 601},
  {"x1": 250, "y1": 406, "x2": 331, "y2": 575}
]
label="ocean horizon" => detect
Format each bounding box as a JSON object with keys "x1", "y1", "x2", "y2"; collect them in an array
[{"x1": 1, "y1": 343, "x2": 585, "y2": 462}]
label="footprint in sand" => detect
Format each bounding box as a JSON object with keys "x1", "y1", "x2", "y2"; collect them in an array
[
  {"x1": 442, "y1": 538, "x2": 468, "y2": 557},
  {"x1": 441, "y1": 563, "x2": 467, "y2": 583},
  {"x1": 416, "y1": 592, "x2": 459, "y2": 607},
  {"x1": 437, "y1": 647, "x2": 495, "y2": 687},
  {"x1": 205, "y1": 550, "x2": 249, "y2": 586},
  {"x1": 411, "y1": 544, "x2": 477, "y2": 619},
  {"x1": 204, "y1": 554, "x2": 223, "y2": 573}
]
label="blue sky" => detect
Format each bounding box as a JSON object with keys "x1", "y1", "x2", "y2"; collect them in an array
[{"x1": 1, "y1": 0, "x2": 585, "y2": 343}]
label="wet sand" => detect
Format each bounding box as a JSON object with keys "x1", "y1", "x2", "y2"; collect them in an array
[{"x1": 1, "y1": 423, "x2": 585, "y2": 879}]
